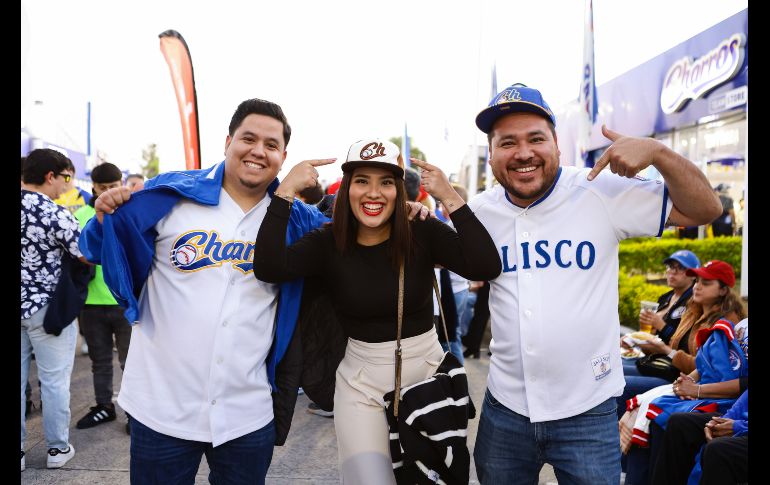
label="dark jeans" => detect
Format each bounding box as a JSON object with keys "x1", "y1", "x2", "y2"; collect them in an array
[
  {"x1": 129, "y1": 417, "x2": 275, "y2": 485},
  {"x1": 701, "y1": 435, "x2": 748, "y2": 485},
  {"x1": 650, "y1": 412, "x2": 720, "y2": 485},
  {"x1": 80, "y1": 305, "x2": 132, "y2": 405},
  {"x1": 474, "y1": 390, "x2": 620, "y2": 484}
]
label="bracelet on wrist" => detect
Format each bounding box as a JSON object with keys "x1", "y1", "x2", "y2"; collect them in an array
[
  {"x1": 274, "y1": 192, "x2": 294, "y2": 203},
  {"x1": 667, "y1": 349, "x2": 677, "y2": 359}
]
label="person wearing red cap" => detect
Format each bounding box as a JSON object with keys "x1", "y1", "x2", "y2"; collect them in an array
[
  {"x1": 620, "y1": 260, "x2": 747, "y2": 485},
  {"x1": 254, "y1": 139, "x2": 502, "y2": 484},
  {"x1": 634, "y1": 260, "x2": 744, "y2": 377}
]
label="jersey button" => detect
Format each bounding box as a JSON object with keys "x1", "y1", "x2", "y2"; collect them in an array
[
  {"x1": 211, "y1": 399, "x2": 217, "y2": 405},
  {"x1": 217, "y1": 357, "x2": 223, "y2": 364},
  {"x1": 522, "y1": 231, "x2": 530, "y2": 238},
  {"x1": 241, "y1": 230, "x2": 246, "y2": 236},
  {"x1": 524, "y1": 310, "x2": 532, "y2": 317},
  {"x1": 223, "y1": 321, "x2": 228, "y2": 327}
]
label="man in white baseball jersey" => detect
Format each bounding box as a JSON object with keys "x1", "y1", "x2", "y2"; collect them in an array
[{"x1": 469, "y1": 83, "x2": 722, "y2": 484}]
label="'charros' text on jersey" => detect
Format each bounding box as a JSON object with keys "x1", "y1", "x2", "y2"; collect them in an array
[{"x1": 171, "y1": 230, "x2": 254, "y2": 273}]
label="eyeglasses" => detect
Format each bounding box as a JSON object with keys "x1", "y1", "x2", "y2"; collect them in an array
[
  {"x1": 56, "y1": 173, "x2": 72, "y2": 183},
  {"x1": 665, "y1": 264, "x2": 686, "y2": 273}
]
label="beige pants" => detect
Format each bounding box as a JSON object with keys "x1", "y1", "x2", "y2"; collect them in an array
[{"x1": 334, "y1": 329, "x2": 445, "y2": 485}]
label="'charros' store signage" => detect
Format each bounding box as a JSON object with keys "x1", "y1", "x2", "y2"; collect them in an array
[{"x1": 660, "y1": 33, "x2": 746, "y2": 114}]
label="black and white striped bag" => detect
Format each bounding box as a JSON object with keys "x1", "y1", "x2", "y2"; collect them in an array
[
  {"x1": 382, "y1": 265, "x2": 476, "y2": 485},
  {"x1": 383, "y1": 351, "x2": 476, "y2": 485}
]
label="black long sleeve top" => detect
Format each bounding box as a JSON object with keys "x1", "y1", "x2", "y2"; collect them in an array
[{"x1": 254, "y1": 197, "x2": 501, "y2": 342}]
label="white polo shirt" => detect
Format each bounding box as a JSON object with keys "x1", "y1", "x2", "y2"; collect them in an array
[
  {"x1": 118, "y1": 189, "x2": 278, "y2": 446},
  {"x1": 469, "y1": 166, "x2": 671, "y2": 422}
]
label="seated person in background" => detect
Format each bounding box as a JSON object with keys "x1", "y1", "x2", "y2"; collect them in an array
[
  {"x1": 639, "y1": 250, "x2": 700, "y2": 345},
  {"x1": 617, "y1": 260, "x2": 744, "y2": 419},
  {"x1": 620, "y1": 309, "x2": 747, "y2": 485},
  {"x1": 621, "y1": 249, "x2": 699, "y2": 376},
  {"x1": 651, "y1": 388, "x2": 747, "y2": 485}
]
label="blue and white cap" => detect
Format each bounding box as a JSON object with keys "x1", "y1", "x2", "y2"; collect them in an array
[
  {"x1": 663, "y1": 250, "x2": 700, "y2": 270},
  {"x1": 475, "y1": 83, "x2": 556, "y2": 134}
]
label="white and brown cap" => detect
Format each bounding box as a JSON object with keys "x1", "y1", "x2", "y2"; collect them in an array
[{"x1": 341, "y1": 139, "x2": 404, "y2": 179}]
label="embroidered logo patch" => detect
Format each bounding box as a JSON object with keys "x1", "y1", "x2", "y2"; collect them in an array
[
  {"x1": 728, "y1": 349, "x2": 742, "y2": 371},
  {"x1": 359, "y1": 142, "x2": 386, "y2": 160}
]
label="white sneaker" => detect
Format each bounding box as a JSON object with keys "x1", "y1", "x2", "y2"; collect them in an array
[
  {"x1": 21, "y1": 450, "x2": 25, "y2": 472},
  {"x1": 47, "y1": 444, "x2": 75, "y2": 469}
]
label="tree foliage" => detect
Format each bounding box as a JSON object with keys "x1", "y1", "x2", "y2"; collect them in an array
[
  {"x1": 389, "y1": 136, "x2": 427, "y2": 163},
  {"x1": 141, "y1": 143, "x2": 160, "y2": 179}
]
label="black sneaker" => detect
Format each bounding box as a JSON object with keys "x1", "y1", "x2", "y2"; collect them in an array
[{"x1": 76, "y1": 404, "x2": 116, "y2": 429}]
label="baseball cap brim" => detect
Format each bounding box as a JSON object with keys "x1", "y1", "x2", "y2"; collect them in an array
[
  {"x1": 341, "y1": 160, "x2": 404, "y2": 179},
  {"x1": 475, "y1": 102, "x2": 555, "y2": 134},
  {"x1": 685, "y1": 266, "x2": 735, "y2": 288}
]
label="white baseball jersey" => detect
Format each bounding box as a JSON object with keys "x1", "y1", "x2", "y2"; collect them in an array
[
  {"x1": 469, "y1": 166, "x2": 671, "y2": 422},
  {"x1": 118, "y1": 189, "x2": 278, "y2": 446}
]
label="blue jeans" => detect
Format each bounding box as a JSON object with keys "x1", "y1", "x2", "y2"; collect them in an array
[
  {"x1": 21, "y1": 304, "x2": 77, "y2": 450},
  {"x1": 462, "y1": 290, "x2": 477, "y2": 336},
  {"x1": 440, "y1": 338, "x2": 464, "y2": 365},
  {"x1": 129, "y1": 417, "x2": 275, "y2": 484},
  {"x1": 453, "y1": 289, "x2": 470, "y2": 337},
  {"x1": 474, "y1": 389, "x2": 621, "y2": 485}
]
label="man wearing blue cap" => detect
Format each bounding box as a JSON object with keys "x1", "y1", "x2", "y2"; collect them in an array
[
  {"x1": 639, "y1": 250, "x2": 700, "y2": 345},
  {"x1": 468, "y1": 83, "x2": 722, "y2": 484}
]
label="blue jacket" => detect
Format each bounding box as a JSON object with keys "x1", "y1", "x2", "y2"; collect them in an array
[
  {"x1": 649, "y1": 319, "x2": 748, "y2": 428},
  {"x1": 79, "y1": 162, "x2": 329, "y2": 391}
]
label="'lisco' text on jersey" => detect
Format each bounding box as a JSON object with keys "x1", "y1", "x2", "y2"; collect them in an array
[{"x1": 501, "y1": 239, "x2": 596, "y2": 272}]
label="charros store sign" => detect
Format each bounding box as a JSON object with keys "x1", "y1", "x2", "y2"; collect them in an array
[{"x1": 660, "y1": 33, "x2": 745, "y2": 114}]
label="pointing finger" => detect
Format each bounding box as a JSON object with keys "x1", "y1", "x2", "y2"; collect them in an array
[
  {"x1": 409, "y1": 158, "x2": 433, "y2": 171},
  {"x1": 308, "y1": 158, "x2": 337, "y2": 167},
  {"x1": 601, "y1": 124, "x2": 623, "y2": 143},
  {"x1": 587, "y1": 149, "x2": 611, "y2": 181}
]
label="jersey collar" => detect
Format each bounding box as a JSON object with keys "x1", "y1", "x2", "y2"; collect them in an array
[{"x1": 504, "y1": 166, "x2": 562, "y2": 209}]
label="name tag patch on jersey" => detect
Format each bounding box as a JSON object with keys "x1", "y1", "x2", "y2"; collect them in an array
[
  {"x1": 591, "y1": 353, "x2": 611, "y2": 381},
  {"x1": 672, "y1": 306, "x2": 685, "y2": 319}
]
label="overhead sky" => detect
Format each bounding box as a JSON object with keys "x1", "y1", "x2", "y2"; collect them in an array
[{"x1": 21, "y1": 0, "x2": 748, "y2": 185}]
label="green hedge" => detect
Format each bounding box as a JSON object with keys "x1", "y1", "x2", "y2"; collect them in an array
[
  {"x1": 618, "y1": 237, "x2": 742, "y2": 277},
  {"x1": 618, "y1": 272, "x2": 670, "y2": 330}
]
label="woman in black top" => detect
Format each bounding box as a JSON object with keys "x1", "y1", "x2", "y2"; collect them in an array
[{"x1": 254, "y1": 139, "x2": 501, "y2": 484}]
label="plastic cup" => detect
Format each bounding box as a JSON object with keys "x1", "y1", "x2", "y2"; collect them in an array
[{"x1": 639, "y1": 300, "x2": 659, "y2": 333}]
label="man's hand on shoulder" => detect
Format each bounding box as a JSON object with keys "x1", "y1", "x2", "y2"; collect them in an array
[{"x1": 95, "y1": 187, "x2": 132, "y2": 224}]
